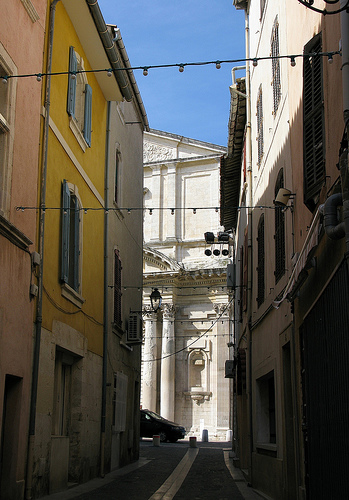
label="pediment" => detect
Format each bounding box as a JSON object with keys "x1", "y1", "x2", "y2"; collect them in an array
[{"x1": 143, "y1": 246, "x2": 183, "y2": 273}]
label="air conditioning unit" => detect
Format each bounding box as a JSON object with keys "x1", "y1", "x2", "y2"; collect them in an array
[
  {"x1": 225, "y1": 360, "x2": 235, "y2": 379},
  {"x1": 127, "y1": 313, "x2": 143, "y2": 344}
]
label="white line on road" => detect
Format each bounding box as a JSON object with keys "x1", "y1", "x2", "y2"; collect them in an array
[{"x1": 148, "y1": 447, "x2": 199, "y2": 500}]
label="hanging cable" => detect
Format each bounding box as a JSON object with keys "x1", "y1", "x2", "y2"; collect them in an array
[
  {"x1": 0, "y1": 51, "x2": 341, "y2": 82},
  {"x1": 141, "y1": 296, "x2": 234, "y2": 363}
]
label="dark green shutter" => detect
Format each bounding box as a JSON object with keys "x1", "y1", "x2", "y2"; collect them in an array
[
  {"x1": 67, "y1": 46, "x2": 77, "y2": 117},
  {"x1": 61, "y1": 179, "x2": 70, "y2": 283},
  {"x1": 303, "y1": 33, "x2": 325, "y2": 211},
  {"x1": 72, "y1": 196, "x2": 80, "y2": 291},
  {"x1": 83, "y1": 84, "x2": 92, "y2": 146}
]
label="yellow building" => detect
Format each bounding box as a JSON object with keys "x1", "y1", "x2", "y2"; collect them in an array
[{"x1": 30, "y1": 1, "x2": 147, "y2": 497}]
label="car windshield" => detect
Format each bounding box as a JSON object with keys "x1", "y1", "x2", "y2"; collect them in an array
[{"x1": 145, "y1": 410, "x2": 167, "y2": 422}]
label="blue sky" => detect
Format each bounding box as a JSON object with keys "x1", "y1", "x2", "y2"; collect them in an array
[{"x1": 98, "y1": 1, "x2": 246, "y2": 147}]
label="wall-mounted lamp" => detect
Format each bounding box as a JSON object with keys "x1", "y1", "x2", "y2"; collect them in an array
[
  {"x1": 274, "y1": 188, "x2": 295, "y2": 207},
  {"x1": 150, "y1": 288, "x2": 162, "y2": 311}
]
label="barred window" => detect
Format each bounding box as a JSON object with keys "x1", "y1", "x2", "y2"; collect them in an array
[
  {"x1": 257, "y1": 85, "x2": 264, "y2": 167},
  {"x1": 271, "y1": 17, "x2": 281, "y2": 115},
  {"x1": 303, "y1": 33, "x2": 325, "y2": 212},
  {"x1": 274, "y1": 169, "x2": 285, "y2": 283},
  {"x1": 257, "y1": 214, "x2": 265, "y2": 307}
]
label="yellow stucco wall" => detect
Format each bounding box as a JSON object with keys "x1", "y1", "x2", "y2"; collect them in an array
[{"x1": 41, "y1": 2, "x2": 109, "y2": 356}]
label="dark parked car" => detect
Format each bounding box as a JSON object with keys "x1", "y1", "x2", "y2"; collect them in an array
[{"x1": 140, "y1": 409, "x2": 186, "y2": 442}]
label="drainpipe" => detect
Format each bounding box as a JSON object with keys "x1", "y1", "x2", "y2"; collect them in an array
[
  {"x1": 100, "y1": 101, "x2": 111, "y2": 478},
  {"x1": 340, "y1": 1, "x2": 349, "y2": 255},
  {"x1": 85, "y1": 0, "x2": 133, "y2": 102},
  {"x1": 323, "y1": 2, "x2": 349, "y2": 251},
  {"x1": 244, "y1": 4, "x2": 254, "y2": 482},
  {"x1": 112, "y1": 27, "x2": 149, "y2": 131},
  {"x1": 26, "y1": 1, "x2": 61, "y2": 498}
]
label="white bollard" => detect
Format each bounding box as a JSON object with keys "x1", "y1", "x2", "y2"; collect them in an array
[
  {"x1": 153, "y1": 435, "x2": 160, "y2": 446},
  {"x1": 202, "y1": 429, "x2": 209, "y2": 442},
  {"x1": 189, "y1": 436, "x2": 197, "y2": 448},
  {"x1": 226, "y1": 429, "x2": 233, "y2": 442}
]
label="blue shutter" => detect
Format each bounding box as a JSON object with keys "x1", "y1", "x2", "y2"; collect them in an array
[
  {"x1": 83, "y1": 84, "x2": 92, "y2": 146},
  {"x1": 61, "y1": 180, "x2": 70, "y2": 283},
  {"x1": 72, "y1": 196, "x2": 80, "y2": 291},
  {"x1": 67, "y1": 46, "x2": 77, "y2": 117}
]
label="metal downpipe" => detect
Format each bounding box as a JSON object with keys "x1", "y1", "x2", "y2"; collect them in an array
[
  {"x1": 100, "y1": 101, "x2": 111, "y2": 478},
  {"x1": 26, "y1": 1, "x2": 61, "y2": 498},
  {"x1": 85, "y1": 0, "x2": 133, "y2": 102}
]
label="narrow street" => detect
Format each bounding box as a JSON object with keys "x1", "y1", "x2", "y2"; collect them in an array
[{"x1": 41, "y1": 441, "x2": 262, "y2": 500}]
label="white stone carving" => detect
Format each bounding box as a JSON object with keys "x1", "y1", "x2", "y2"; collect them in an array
[{"x1": 144, "y1": 142, "x2": 174, "y2": 163}]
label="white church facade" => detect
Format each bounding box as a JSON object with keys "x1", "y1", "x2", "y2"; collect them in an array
[{"x1": 142, "y1": 129, "x2": 232, "y2": 441}]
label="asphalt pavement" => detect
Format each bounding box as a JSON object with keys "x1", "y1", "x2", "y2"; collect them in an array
[{"x1": 41, "y1": 440, "x2": 264, "y2": 500}]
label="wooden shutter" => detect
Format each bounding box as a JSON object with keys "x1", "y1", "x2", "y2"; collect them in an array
[
  {"x1": 61, "y1": 180, "x2": 70, "y2": 283},
  {"x1": 83, "y1": 84, "x2": 92, "y2": 146},
  {"x1": 67, "y1": 46, "x2": 77, "y2": 117},
  {"x1": 257, "y1": 86, "x2": 264, "y2": 167},
  {"x1": 303, "y1": 33, "x2": 325, "y2": 211},
  {"x1": 274, "y1": 169, "x2": 285, "y2": 283},
  {"x1": 243, "y1": 228, "x2": 248, "y2": 312},
  {"x1": 257, "y1": 214, "x2": 265, "y2": 307},
  {"x1": 114, "y1": 251, "x2": 122, "y2": 327},
  {"x1": 72, "y1": 196, "x2": 80, "y2": 291}
]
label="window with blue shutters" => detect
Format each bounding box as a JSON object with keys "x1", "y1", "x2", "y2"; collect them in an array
[
  {"x1": 67, "y1": 47, "x2": 92, "y2": 149},
  {"x1": 61, "y1": 180, "x2": 81, "y2": 294}
]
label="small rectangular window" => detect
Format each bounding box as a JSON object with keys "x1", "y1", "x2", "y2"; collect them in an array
[
  {"x1": 256, "y1": 371, "x2": 276, "y2": 445},
  {"x1": 113, "y1": 372, "x2": 128, "y2": 432}
]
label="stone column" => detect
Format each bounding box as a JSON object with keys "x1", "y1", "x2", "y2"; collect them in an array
[
  {"x1": 213, "y1": 303, "x2": 232, "y2": 434},
  {"x1": 142, "y1": 308, "x2": 158, "y2": 412},
  {"x1": 164, "y1": 163, "x2": 177, "y2": 241},
  {"x1": 149, "y1": 165, "x2": 162, "y2": 241},
  {"x1": 160, "y1": 303, "x2": 176, "y2": 421}
]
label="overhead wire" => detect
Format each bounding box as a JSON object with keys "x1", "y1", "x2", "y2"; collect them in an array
[
  {"x1": 1, "y1": 51, "x2": 341, "y2": 82},
  {"x1": 141, "y1": 296, "x2": 234, "y2": 363}
]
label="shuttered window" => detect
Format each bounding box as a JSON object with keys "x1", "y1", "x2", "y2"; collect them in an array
[
  {"x1": 243, "y1": 228, "x2": 248, "y2": 312},
  {"x1": 61, "y1": 180, "x2": 80, "y2": 292},
  {"x1": 271, "y1": 17, "x2": 281, "y2": 115},
  {"x1": 303, "y1": 33, "x2": 325, "y2": 211},
  {"x1": 67, "y1": 47, "x2": 92, "y2": 148},
  {"x1": 257, "y1": 214, "x2": 265, "y2": 307},
  {"x1": 67, "y1": 46, "x2": 77, "y2": 117},
  {"x1": 114, "y1": 250, "x2": 122, "y2": 327},
  {"x1": 83, "y1": 84, "x2": 92, "y2": 146},
  {"x1": 274, "y1": 169, "x2": 285, "y2": 283},
  {"x1": 257, "y1": 85, "x2": 264, "y2": 167}
]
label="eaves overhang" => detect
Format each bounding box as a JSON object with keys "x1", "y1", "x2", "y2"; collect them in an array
[
  {"x1": 220, "y1": 78, "x2": 246, "y2": 231},
  {"x1": 62, "y1": 0, "x2": 128, "y2": 102}
]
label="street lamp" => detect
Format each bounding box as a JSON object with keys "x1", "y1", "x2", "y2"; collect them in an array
[{"x1": 150, "y1": 288, "x2": 162, "y2": 311}]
